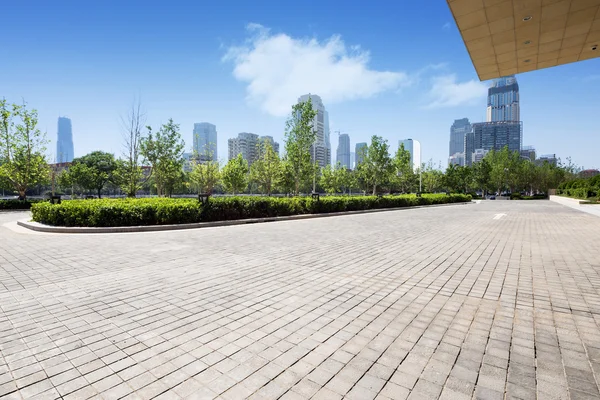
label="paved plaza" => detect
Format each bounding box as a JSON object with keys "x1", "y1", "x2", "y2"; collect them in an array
[{"x1": 1, "y1": 201, "x2": 600, "y2": 400}]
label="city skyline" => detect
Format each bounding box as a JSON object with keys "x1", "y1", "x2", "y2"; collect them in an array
[{"x1": 2, "y1": 1, "x2": 599, "y2": 170}]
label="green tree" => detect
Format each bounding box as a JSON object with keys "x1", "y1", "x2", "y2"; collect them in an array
[
  {"x1": 421, "y1": 160, "x2": 444, "y2": 193},
  {"x1": 357, "y1": 136, "x2": 393, "y2": 195},
  {"x1": 189, "y1": 153, "x2": 220, "y2": 195},
  {"x1": 278, "y1": 158, "x2": 296, "y2": 195},
  {"x1": 444, "y1": 164, "x2": 461, "y2": 193},
  {"x1": 320, "y1": 164, "x2": 339, "y2": 195},
  {"x1": 474, "y1": 158, "x2": 492, "y2": 195},
  {"x1": 222, "y1": 153, "x2": 248, "y2": 195},
  {"x1": 116, "y1": 99, "x2": 146, "y2": 197},
  {"x1": 141, "y1": 119, "x2": 185, "y2": 196},
  {"x1": 0, "y1": 100, "x2": 50, "y2": 199},
  {"x1": 392, "y1": 143, "x2": 416, "y2": 193},
  {"x1": 284, "y1": 97, "x2": 317, "y2": 195},
  {"x1": 69, "y1": 151, "x2": 117, "y2": 198},
  {"x1": 337, "y1": 164, "x2": 354, "y2": 194},
  {"x1": 250, "y1": 140, "x2": 280, "y2": 196}
]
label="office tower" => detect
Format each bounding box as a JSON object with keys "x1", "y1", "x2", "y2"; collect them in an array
[
  {"x1": 298, "y1": 94, "x2": 328, "y2": 168},
  {"x1": 449, "y1": 118, "x2": 471, "y2": 159},
  {"x1": 350, "y1": 152, "x2": 355, "y2": 169},
  {"x1": 182, "y1": 153, "x2": 194, "y2": 172},
  {"x1": 324, "y1": 111, "x2": 331, "y2": 166},
  {"x1": 487, "y1": 75, "x2": 520, "y2": 122},
  {"x1": 56, "y1": 117, "x2": 74, "y2": 163},
  {"x1": 336, "y1": 134, "x2": 351, "y2": 169},
  {"x1": 536, "y1": 154, "x2": 557, "y2": 166},
  {"x1": 520, "y1": 146, "x2": 536, "y2": 161},
  {"x1": 355, "y1": 142, "x2": 367, "y2": 166},
  {"x1": 448, "y1": 153, "x2": 465, "y2": 167},
  {"x1": 465, "y1": 121, "x2": 522, "y2": 165},
  {"x1": 228, "y1": 132, "x2": 259, "y2": 165},
  {"x1": 259, "y1": 136, "x2": 280, "y2": 155},
  {"x1": 399, "y1": 139, "x2": 421, "y2": 170},
  {"x1": 193, "y1": 123, "x2": 217, "y2": 161}
]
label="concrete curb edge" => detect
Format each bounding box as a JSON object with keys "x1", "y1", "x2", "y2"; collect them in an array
[{"x1": 17, "y1": 201, "x2": 473, "y2": 234}]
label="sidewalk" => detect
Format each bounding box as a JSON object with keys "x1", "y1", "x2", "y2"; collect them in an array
[{"x1": 549, "y1": 195, "x2": 600, "y2": 218}]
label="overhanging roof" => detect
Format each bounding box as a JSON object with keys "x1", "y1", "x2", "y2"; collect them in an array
[{"x1": 447, "y1": 0, "x2": 600, "y2": 80}]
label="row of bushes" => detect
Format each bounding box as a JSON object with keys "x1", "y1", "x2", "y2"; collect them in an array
[
  {"x1": 31, "y1": 194, "x2": 472, "y2": 227},
  {"x1": 0, "y1": 199, "x2": 44, "y2": 210},
  {"x1": 556, "y1": 188, "x2": 597, "y2": 199},
  {"x1": 509, "y1": 193, "x2": 548, "y2": 200}
]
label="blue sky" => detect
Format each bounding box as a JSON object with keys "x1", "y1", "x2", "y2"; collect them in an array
[{"x1": 3, "y1": 0, "x2": 599, "y2": 169}]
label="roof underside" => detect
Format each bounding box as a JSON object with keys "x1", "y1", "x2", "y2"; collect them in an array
[{"x1": 447, "y1": 0, "x2": 600, "y2": 80}]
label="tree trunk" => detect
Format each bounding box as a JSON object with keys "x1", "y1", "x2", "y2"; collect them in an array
[
  {"x1": 97, "y1": 188, "x2": 102, "y2": 198},
  {"x1": 18, "y1": 190, "x2": 26, "y2": 200},
  {"x1": 372, "y1": 184, "x2": 377, "y2": 196}
]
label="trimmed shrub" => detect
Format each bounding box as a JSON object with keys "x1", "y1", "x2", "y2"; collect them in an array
[
  {"x1": 0, "y1": 199, "x2": 44, "y2": 210},
  {"x1": 31, "y1": 194, "x2": 472, "y2": 227}
]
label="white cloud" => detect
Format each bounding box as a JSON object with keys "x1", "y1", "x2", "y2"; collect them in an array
[
  {"x1": 223, "y1": 24, "x2": 410, "y2": 117},
  {"x1": 442, "y1": 22, "x2": 452, "y2": 30},
  {"x1": 423, "y1": 74, "x2": 488, "y2": 109}
]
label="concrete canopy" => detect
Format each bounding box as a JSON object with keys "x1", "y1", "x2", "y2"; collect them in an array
[{"x1": 447, "y1": 0, "x2": 600, "y2": 80}]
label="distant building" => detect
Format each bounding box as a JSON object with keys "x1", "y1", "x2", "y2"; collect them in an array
[
  {"x1": 336, "y1": 134, "x2": 351, "y2": 169},
  {"x1": 487, "y1": 75, "x2": 520, "y2": 122},
  {"x1": 472, "y1": 149, "x2": 489, "y2": 164},
  {"x1": 536, "y1": 154, "x2": 557, "y2": 166},
  {"x1": 448, "y1": 152, "x2": 465, "y2": 167},
  {"x1": 259, "y1": 136, "x2": 280, "y2": 155},
  {"x1": 580, "y1": 169, "x2": 600, "y2": 178},
  {"x1": 298, "y1": 94, "x2": 329, "y2": 168},
  {"x1": 355, "y1": 142, "x2": 367, "y2": 166},
  {"x1": 228, "y1": 133, "x2": 279, "y2": 166},
  {"x1": 520, "y1": 146, "x2": 536, "y2": 161},
  {"x1": 228, "y1": 132, "x2": 259, "y2": 165},
  {"x1": 350, "y1": 152, "x2": 355, "y2": 169},
  {"x1": 193, "y1": 122, "x2": 217, "y2": 161},
  {"x1": 324, "y1": 111, "x2": 331, "y2": 166},
  {"x1": 466, "y1": 121, "x2": 522, "y2": 165},
  {"x1": 449, "y1": 118, "x2": 471, "y2": 158},
  {"x1": 56, "y1": 117, "x2": 74, "y2": 163},
  {"x1": 399, "y1": 139, "x2": 421, "y2": 171},
  {"x1": 182, "y1": 152, "x2": 194, "y2": 172}
]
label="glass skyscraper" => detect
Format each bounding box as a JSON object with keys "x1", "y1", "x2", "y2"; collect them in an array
[
  {"x1": 56, "y1": 117, "x2": 74, "y2": 163},
  {"x1": 336, "y1": 133, "x2": 351, "y2": 169},
  {"x1": 486, "y1": 75, "x2": 519, "y2": 122},
  {"x1": 449, "y1": 118, "x2": 471, "y2": 157},
  {"x1": 355, "y1": 142, "x2": 367, "y2": 167},
  {"x1": 193, "y1": 122, "x2": 218, "y2": 162},
  {"x1": 298, "y1": 94, "x2": 329, "y2": 168},
  {"x1": 465, "y1": 121, "x2": 523, "y2": 166},
  {"x1": 399, "y1": 139, "x2": 421, "y2": 171}
]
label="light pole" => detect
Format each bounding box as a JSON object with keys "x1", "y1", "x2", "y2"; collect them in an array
[{"x1": 313, "y1": 143, "x2": 317, "y2": 194}]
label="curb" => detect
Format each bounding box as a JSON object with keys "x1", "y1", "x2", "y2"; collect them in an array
[{"x1": 17, "y1": 201, "x2": 472, "y2": 234}]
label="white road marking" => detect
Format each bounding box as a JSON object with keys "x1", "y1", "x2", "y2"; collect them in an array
[{"x1": 493, "y1": 213, "x2": 507, "y2": 220}]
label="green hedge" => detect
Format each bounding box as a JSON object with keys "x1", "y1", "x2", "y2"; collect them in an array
[
  {"x1": 31, "y1": 194, "x2": 472, "y2": 227},
  {"x1": 0, "y1": 199, "x2": 44, "y2": 210}
]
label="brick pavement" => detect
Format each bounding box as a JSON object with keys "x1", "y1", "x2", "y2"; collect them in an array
[{"x1": 1, "y1": 200, "x2": 600, "y2": 399}]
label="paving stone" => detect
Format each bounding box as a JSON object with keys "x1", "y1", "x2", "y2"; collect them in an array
[{"x1": 1, "y1": 203, "x2": 600, "y2": 399}]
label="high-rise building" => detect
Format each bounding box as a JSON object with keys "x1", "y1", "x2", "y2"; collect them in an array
[
  {"x1": 324, "y1": 111, "x2": 331, "y2": 166},
  {"x1": 399, "y1": 139, "x2": 421, "y2": 170},
  {"x1": 355, "y1": 142, "x2": 367, "y2": 166},
  {"x1": 298, "y1": 94, "x2": 329, "y2": 168},
  {"x1": 350, "y1": 152, "x2": 355, "y2": 169},
  {"x1": 193, "y1": 123, "x2": 217, "y2": 162},
  {"x1": 260, "y1": 135, "x2": 280, "y2": 155},
  {"x1": 486, "y1": 75, "x2": 520, "y2": 122},
  {"x1": 449, "y1": 118, "x2": 471, "y2": 158},
  {"x1": 56, "y1": 117, "x2": 74, "y2": 163},
  {"x1": 228, "y1": 133, "x2": 279, "y2": 166},
  {"x1": 520, "y1": 146, "x2": 536, "y2": 161},
  {"x1": 228, "y1": 132, "x2": 259, "y2": 165},
  {"x1": 448, "y1": 153, "x2": 465, "y2": 167},
  {"x1": 536, "y1": 154, "x2": 557, "y2": 166},
  {"x1": 465, "y1": 121, "x2": 522, "y2": 165},
  {"x1": 336, "y1": 134, "x2": 351, "y2": 169}
]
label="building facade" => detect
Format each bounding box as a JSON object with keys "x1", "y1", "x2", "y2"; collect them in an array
[
  {"x1": 228, "y1": 133, "x2": 280, "y2": 166},
  {"x1": 520, "y1": 146, "x2": 536, "y2": 161},
  {"x1": 298, "y1": 94, "x2": 329, "y2": 168},
  {"x1": 486, "y1": 75, "x2": 520, "y2": 122},
  {"x1": 355, "y1": 142, "x2": 367, "y2": 167},
  {"x1": 449, "y1": 118, "x2": 471, "y2": 157},
  {"x1": 56, "y1": 117, "x2": 74, "y2": 163},
  {"x1": 324, "y1": 111, "x2": 331, "y2": 166},
  {"x1": 336, "y1": 134, "x2": 351, "y2": 169},
  {"x1": 448, "y1": 153, "x2": 465, "y2": 167},
  {"x1": 465, "y1": 121, "x2": 522, "y2": 166},
  {"x1": 399, "y1": 139, "x2": 421, "y2": 171},
  {"x1": 193, "y1": 122, "x2": 218, "y2": 162}
]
